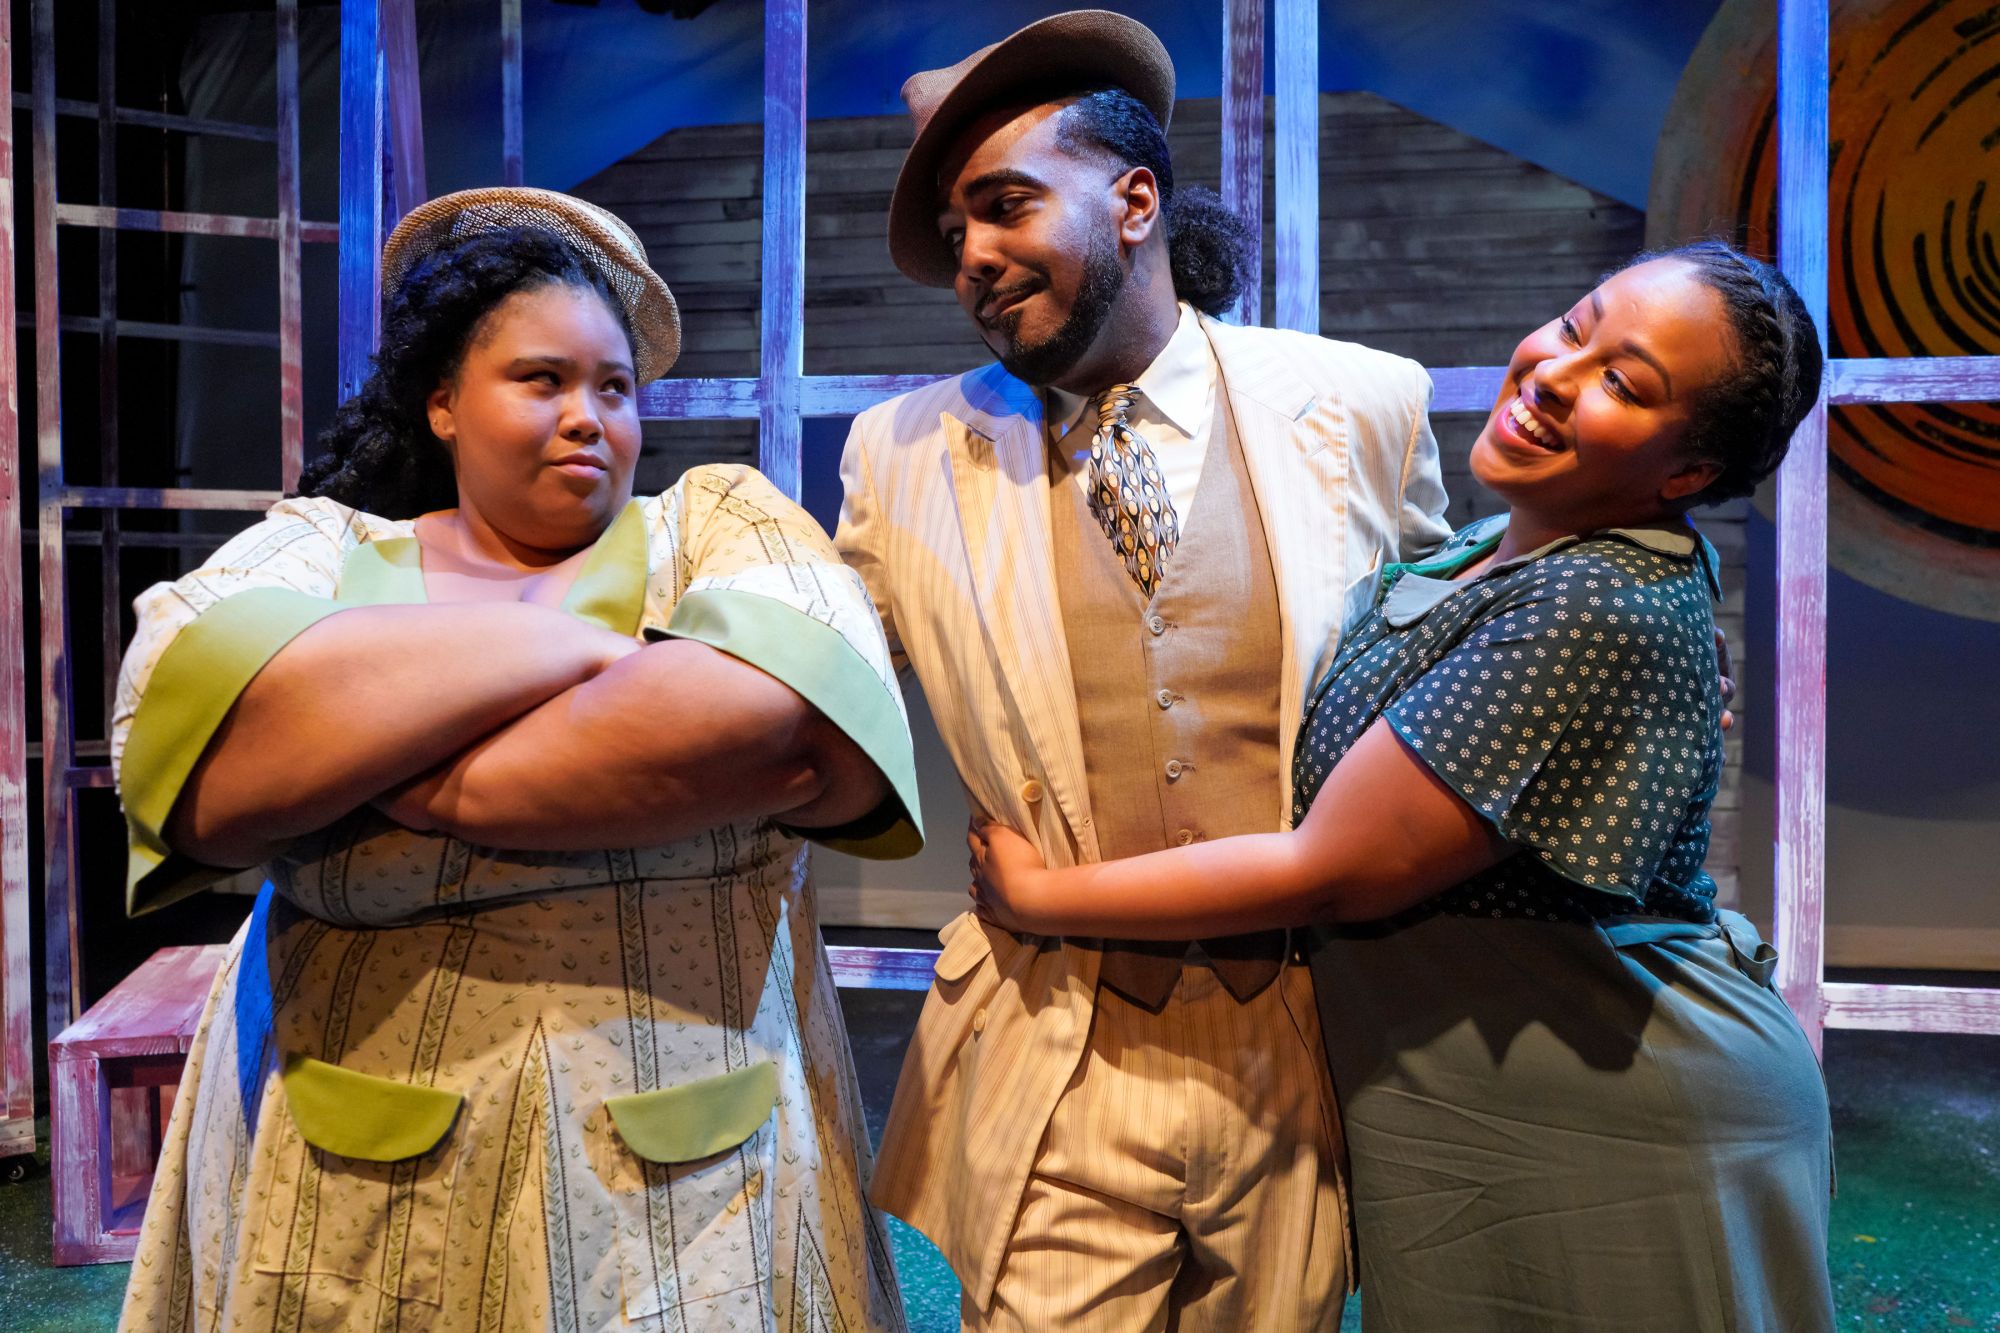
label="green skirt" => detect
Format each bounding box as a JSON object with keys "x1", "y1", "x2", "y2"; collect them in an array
[{"x1": 1310, "y1": 908, "x2": 1834, "y2": 1333}]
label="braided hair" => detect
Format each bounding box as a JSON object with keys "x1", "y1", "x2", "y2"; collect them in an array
[
  {"x1": 1052, "y1": 88, "x2": 1256, "y2": 317},
  {"x1": 1620, "y1": 241, "x2": 1823, "y2": 507},
  {"x1": 297, "y1": 226, "x2": 637, "y2": 518}
]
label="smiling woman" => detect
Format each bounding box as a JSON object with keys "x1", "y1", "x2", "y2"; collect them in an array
[
  {"x1": 111, "y1": 189, "x2": 922, "y2": 1332},
  {"x1": 968, "y1": 240, "x2": 1836, "y2": 1331},
  {"x1": 1468, "y1": 243, "x2": 1815, "y2": 561}
]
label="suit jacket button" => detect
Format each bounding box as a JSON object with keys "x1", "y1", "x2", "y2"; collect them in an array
[
  {"x1": 1020, "y1": 779, "x2": 1044, "y2": 804},
  {"x1": 972, "y1": 1008, "x2": 988, "y2": 1033}
]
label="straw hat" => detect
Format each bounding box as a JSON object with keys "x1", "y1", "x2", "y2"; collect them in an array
[
  {"x1": 888, "y1": 10, "x2": 1175, "y2": 288},
  {"x1": 380, "y1": 187, "x2": 682, "y2": 381}
]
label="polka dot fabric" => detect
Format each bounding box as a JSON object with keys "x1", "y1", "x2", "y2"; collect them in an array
[{"x1": 1294, "y1": 521, "x2": 1724, "y2": 925}]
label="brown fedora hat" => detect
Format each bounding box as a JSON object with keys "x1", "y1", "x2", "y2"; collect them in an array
[{"x1": 888, "y1": 9, "x2": 1175, "y2": 288}]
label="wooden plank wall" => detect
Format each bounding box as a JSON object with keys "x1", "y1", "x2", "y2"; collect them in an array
[
  {"x1": 572, "y1": 91, "x2": 1748, "y2": 904},
  {"x1": 572, "y1": 90, "x2": 1652, "y2": 457}
]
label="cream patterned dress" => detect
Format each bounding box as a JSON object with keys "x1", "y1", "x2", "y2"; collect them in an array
[{"x1": 112, "y1": 465, "x2": 921, "y2": 1332}]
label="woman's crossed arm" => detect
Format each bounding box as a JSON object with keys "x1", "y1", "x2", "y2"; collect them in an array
[
  {"x1": 168, "y1": 602, "x2": 637, "y2": 868},
  {"x1": 375, "y1": 638, "x2": 888, "y2": 850}
]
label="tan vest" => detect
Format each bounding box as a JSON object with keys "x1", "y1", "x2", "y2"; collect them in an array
[{"x1": 1051, "y1": 387, "x2": 1289, "y2": 1005}]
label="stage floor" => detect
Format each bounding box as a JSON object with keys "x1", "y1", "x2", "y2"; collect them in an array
[{"x1": 0, "y1": 936, "x2": 1992, "y2": 1331}]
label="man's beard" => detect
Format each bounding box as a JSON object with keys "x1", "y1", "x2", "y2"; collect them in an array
[{"x1": 990, "y1": 220, "x2": 1127, "y2": 387}]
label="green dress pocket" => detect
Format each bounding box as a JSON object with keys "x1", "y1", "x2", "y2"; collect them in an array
[
  {"x1": 604, "y1": 1061, "x2": 778, "y2": 1163},
  {"x1": 251, "y1": 1055, "x2": 463, "y2": 1306},
  {"x1": 278, "y1": 1054, "x2": 463, "y2": 1162},
  {"x1": 591, "y1": 1061, "x2": 783, "y2": 1320}
]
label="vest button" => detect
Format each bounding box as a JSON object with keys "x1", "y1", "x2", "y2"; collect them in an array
[
  {"x1": 1019, "y1": 779, "x2": 1045, "y2": 804},
  {"x1": 973, "y1": 1008, "x2": 988, "y2": 1034},
  {"x1": 1175, "y1": 828, "x2": 1195, "y2": 846},
  {"x1": 1156, "y1": 688, "x2": 1174, "y2": 710},
  {"x1": 1164, "y1": 759, "x2": 1184, "y2": 780},
  {"x1": 1148, "y1": 615, "x2": 1166, "y2": 635}
]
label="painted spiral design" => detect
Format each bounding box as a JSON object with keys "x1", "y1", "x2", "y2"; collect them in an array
[
  {"x1": 1767, "y1": 2, "x2": 1998, "y2": 541},
  {"x1": 1658, "y1": 0, "x2": 1999, "y2": 547}
]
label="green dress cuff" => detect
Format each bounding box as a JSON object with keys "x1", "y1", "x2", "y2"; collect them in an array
[
  {"x1": 121, "y1": 587, "x2": 346, "y2": 915},
  {"x1": 661, "y1": 588, "x2": 924, "y2": 860}
]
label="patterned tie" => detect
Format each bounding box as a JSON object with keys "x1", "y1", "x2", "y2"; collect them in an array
[{"x1": 1085, "y1": 385, "x2": 1180, "y2": 597}]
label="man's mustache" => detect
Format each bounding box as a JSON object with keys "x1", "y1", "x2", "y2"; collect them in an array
[{"x1": 976, "y1": 277, "x2": 1045, "y2": 327}]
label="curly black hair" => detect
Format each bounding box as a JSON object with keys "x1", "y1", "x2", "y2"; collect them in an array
[
  {"x1": 1617, "y1": 241, "x2": 1824, "y2": 507},
  {"x1": 1052, "y1": 88, "x2": 1256, "y2": 317},
  {"x1": 297, "y1": 225, "x2": 637, "y2": 518}
]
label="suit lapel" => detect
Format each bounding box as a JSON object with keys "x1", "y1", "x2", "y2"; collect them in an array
[
  {"x1": 941, "y1": 366, "x2": 1095, "y2": 858},
  {"x1": 1201, "y1": 317, "x2": 1348, "y2": 812}
]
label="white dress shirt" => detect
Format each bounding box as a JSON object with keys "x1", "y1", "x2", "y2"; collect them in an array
[{"x1": 1045, "y1": 302, "x2": 1217, "y2": 522}]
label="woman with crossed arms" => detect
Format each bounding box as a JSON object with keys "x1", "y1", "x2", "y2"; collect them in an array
[{"x1": 115, "y1": 188, "x2": 919, "y2": 1331}]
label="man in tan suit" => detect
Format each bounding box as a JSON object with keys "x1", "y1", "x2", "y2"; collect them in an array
[{"x1": 836, "y1": 12, "x2": 1451, "y2": 1329}]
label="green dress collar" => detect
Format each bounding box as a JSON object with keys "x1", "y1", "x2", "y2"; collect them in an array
[
  {"x1": 336, "y1": 499, "x2": 649, "y2": 637},
  {"x1": 1379, "y1": 513, "x2": 1722, "y2": 629}
]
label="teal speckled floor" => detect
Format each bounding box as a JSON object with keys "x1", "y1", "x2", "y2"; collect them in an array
[
  {"x1": 0, "y1": 1135, "x2": 129, "y2": 1332},
  {"x1": 2, "y1": 1011, "x2": 1992, "y2": 1330},
  {"x1": 1821, "y1": 1028, "x2": 2000, "y2": 1331}
]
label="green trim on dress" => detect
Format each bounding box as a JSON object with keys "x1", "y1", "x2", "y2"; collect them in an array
[
  {"x1": 330, "y1": 500, "x2": 640, "y2": 624},
  {"x1": 1381, "y1": 526, "x2": 1502, "y2": 587},
  {"x1": 335, "y1": 534, "x2": 422, "y2": 606},
  {"x1": 662, "y1": 587, "x2": 925, "y2": 861},
  {"x1": 332, "y1": 499, "x2": 647, "y2": 630},
  {"x1": 561, "y1": 499, "x2": 648, "y2": 636},
  {"x1": 121, "y1": 587, "x2": 346, "y2": 915}
]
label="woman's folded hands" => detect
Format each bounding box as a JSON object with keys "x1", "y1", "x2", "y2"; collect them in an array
[{"x1": 369, "y1": 633, "x2": 888, "y2": 852}]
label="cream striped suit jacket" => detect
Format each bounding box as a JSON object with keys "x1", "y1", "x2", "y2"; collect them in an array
[{"x1": 835, "y1": 313, "x2": 1453, "y2": 1306}]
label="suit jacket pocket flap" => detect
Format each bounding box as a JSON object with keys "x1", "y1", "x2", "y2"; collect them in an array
[
  {"x1": 933, "y1": 910, "x2": 995, "y2": 983},
  {"x1": 280, "y1": 1053, "x2": 463, "y2": 1162},
  {"x1": 605, "y1": 1061, "x2": 778, "y2": 1164}
]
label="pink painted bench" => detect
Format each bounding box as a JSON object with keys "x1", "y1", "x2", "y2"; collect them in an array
[{"x1": 49, "y1": 943, "x2": 227, "y2": 1266}]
